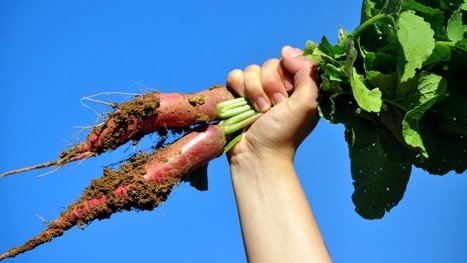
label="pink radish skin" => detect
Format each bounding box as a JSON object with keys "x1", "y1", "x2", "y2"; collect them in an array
[
  {"x1": 0, "y1": 86, "x2": 234, "y2": 178},
  {"x1": 67, "y1": 85, "x2": 233, "y2": 160},
  {"x1": 144, "y1": 125, "x2": 226, "y2": 183},
  {"x1": 0, "y1": 124, "x2": 227, "y2": 261}
]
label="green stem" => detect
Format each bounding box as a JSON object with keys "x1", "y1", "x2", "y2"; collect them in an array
[
  {"x1": 216, "y1": 97, "x2": 262, "y2": 151},
  {"x1": 222, "y1": 110, "x2": 257, "y2": 126},
  {"x1": 218, "y1": 105, "x2": 253, "y2": 119},
  {"x1": 217, "y1": 97, "x2": 262, "y2": 135},
  {"x1": 436, "y1": 41, "x2": 457, "y2": 48},
  {"x1": 216, "y1": 97, "x2": 246, "y2": 109},
  {"x1": 221, "y1": 113, "x2": 262, "y2": 135},
  {"x1": 352, "y1": 14, "x2": 389, "y2": 39},
  {"x1": 219, "y1": 100, "x2": 248, "y2": 112}
]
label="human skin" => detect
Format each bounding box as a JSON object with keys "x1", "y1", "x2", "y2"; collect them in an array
[{"x1": 226, "y1": 46, "x2": 332, "y2": 263}]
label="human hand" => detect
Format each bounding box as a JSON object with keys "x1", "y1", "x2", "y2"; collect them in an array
[{"x1": 226, "y1": 46, "x2": 320, "y2": 165}]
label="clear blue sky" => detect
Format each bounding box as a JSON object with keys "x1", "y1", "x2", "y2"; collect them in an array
[{"x1": 1, "y1": 1, "x2": 466, "y2": 262}]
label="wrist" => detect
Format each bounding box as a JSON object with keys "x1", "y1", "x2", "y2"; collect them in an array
[
  {"x1": 228, "y1": 150, "x2": 294, "y2": 172},
  {"x1": 228, "y1": 150, "x2": 296, "y2": 189}
]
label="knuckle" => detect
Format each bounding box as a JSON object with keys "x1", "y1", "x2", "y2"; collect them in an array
[
  {"x1": 244, "y1": 78, "x2": 262, "y2": 95},
  {"x1": 244, "y1": 64, "x2": 261, "y2": 72},
  {"x1": 227, "y1": 69, "x2": 243, "y2": 83},
  {"x1": 261, "y1": 72, "x2": 278, "y2": 87},
  {"x1": 262, "y1": 58, "x2": 279, "y2": 67}
]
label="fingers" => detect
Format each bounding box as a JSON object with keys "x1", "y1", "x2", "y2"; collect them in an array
[
  {"x1": 227, "y1": 69, "x2": 245, "y2": 96},
  {"x1": 261, "y1": 59, "x2": 288, "y2": 105},
  {"x1": 280, "y1": 46, "x2": 310, "y2": 75},
  {"x1": 244, "y1": 64, "x2": 271, "y2": 112},
  {"x1": 226, "y1": 59, "x2": 290, "y2": 112},
  {"x1": 226, "y1": 45, "x2": 318, "y2": 113}
]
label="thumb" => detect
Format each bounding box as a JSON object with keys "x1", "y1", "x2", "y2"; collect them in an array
[
  {"x1": 280, "y1": 46, "x2": 319, "y2": 111},
  {"x1": 281, "y1": 46, "x2": 311, "y2": 74}
]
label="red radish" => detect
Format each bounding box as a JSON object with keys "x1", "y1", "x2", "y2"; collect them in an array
[
  {"x1": 0, "y1": 125, "x2": 227, "y2": 261},
  {"x1": 0, "y1": 86, "x2": 235, "y2": 178},
  {"x1": 0, "y1": 94, "x2": 260, "y2": 260}
]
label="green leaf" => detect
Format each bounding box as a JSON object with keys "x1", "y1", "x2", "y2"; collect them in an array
[
  {"x1": 318, "y1": 36, "x2": 346, "y2": 60},
  {"x1": 447, "y1": 9, "x2": 464, "y2": 42},
  {"x1": 396, "y1": 11, "x2": 436, "y2": 82},
  {"x1": 343, "y1": 38, "x2": 383, "y2": 113},
  {"x1": 304, "y1": 40, "x2": 317, "y2": 55},
  {"x1": 344, "y1": 38, "x2": 358, "y2": 77},
  {"x1": 415, "y1": 119, "x2": 467, "y2": 175},
  {"x1": 345, "y1": 117, "x2": 411, "y2": 219},
  {"x1": 434, "y1": 95, "x2": 467, "y2": 136},
  {"x1": 364, "y1": 52, "x2": 397, "y2": 73},
  {"x1": 361, "y1": 0, "x2": 385, "y2": 23},
  {"x1": 318, "y1": 93, "x2": 354, "y2": 124},
  {"x1": 351, "y1": 69, "x2": 383, "y2": 113},
  {"x1": 325, "y1": 64, "x2": 346, "y2": 82},
  {"x1": 439, "y1": 0, "x2": 466, "y2": 11},
  {"x1": 423, "y1": 43, "x2": 451, "y2": 67},
  {"x1": 398, "y1": 73, "x2": 447, "y2": 157},
  {"x1": 401, "y1": 0, "x2": 446, "y2": 40},
  {"x1": 417, "y1": 90, "x2": 467, "y2": 175},
  {"x1": 366, "y1": 70, "x2": 398, "y2": 98},
  {"x1": 461, "y1": 0, "x2": 467, "y2": 10},
  {"x1": 379, "y1": 104, "x2": 406, "y2": 145}
]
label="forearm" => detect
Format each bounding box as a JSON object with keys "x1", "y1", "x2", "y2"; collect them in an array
[{"x1": 230, "y1": 153, "x2": 332, "y2": 263}]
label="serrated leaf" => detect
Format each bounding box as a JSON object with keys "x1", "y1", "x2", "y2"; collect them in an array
[
  {"x1": 401, "y1": 0, "x2": 446, "y2": 40},
  {"x1": 351, "y1": 69, "x2": 383, "y2": 112},
  {"x1": 447, "y1": 9, "x2": 463, "y2": 42},
  {"x1": 345, "y1": 118, "x2": 411, "y2": 219},
  {"x1": 397, "y1": 11, "x2": 435, "y2": 82},
  {"x1": 399, "y1": 73, "x2": 447, "y2": 157}
]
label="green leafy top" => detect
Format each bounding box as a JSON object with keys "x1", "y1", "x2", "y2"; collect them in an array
[{"x1": 304, "y1": 0, "x2": 467, "y2": 219}]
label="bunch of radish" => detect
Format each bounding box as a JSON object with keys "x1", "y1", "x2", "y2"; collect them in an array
[
  {"x1": 2, "y1": 0, "x2": 466, "y2": 260},
  {"x1": 0, "y1": 86, "x2": 259, "y2": 260}
]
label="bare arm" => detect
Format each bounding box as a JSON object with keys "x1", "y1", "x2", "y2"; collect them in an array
[
  {"x1": 230, "y1": 153, "x2": 331, "y2": 263},
  {"x1": 227, "y1": 46, "x2": 332, "y2": 263}
]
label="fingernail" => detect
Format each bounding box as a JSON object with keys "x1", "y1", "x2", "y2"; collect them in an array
[
  {"x1": 284, "y1": 46, "x2": 300, "y2": 57},
  {"x1": 256, "y1": 97, "x2": 270, "y2": 112},
  {"x1": 273, "y1": 93, "x2": 286, "y2": 104}
]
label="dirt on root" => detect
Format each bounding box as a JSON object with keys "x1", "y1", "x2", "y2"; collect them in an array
[
  {"x1": 69, "y1": 151, "x2": 180, "y2": 226},
  {"x1": 58, "y1": 92, "x2": 161, "y2": 162},
  {"x1": 92, "y1": 93, "x2": 161, "y2": 152},
  {"x1": 0, "y1": 152, "x2": 180, "y2": 261}
]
